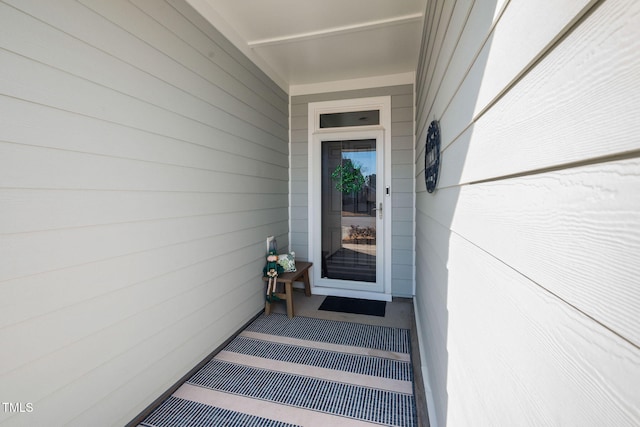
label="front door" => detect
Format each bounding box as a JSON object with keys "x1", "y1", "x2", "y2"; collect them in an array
[
  {"x1": 309, "y1": 97, "x2": 391, "y2": 300},
  {"x1": 320, "y1": 136, "x2": 382, "y2": 290},
  {"x1": 311, "y1": 130, "x2": 389, "y2": 298}
]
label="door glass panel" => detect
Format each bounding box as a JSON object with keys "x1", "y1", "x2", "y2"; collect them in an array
[
  {"x1": 321, "y1": 139, "x2": 376, "y2": 282},
  {"x1": 319, "y1": 110, "x2": 380, "y2": 128}
]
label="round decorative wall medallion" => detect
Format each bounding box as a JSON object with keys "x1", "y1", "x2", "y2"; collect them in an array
[{"x1": 425, "y1": 120, "x2": 441, "y2": 193}]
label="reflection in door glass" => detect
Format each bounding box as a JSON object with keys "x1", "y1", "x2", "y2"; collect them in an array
[{"x1": 321, "y1": 139, "x2": 376, "y2": 282}]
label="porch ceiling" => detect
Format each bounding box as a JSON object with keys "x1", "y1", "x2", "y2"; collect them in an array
[{"x1": 185, "y1": 0, "x2": 427, "y2": 91}]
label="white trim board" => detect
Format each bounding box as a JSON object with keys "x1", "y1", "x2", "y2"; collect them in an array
[{"x1": 291, "y1": 72, "x2": 415, "y2": 96}]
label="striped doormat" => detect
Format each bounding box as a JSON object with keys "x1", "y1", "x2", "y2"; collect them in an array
[{"x1": 140, "y1": 313, "x2": 417, "y2": 426}]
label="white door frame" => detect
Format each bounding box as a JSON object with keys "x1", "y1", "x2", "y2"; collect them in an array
[{"x1": 307, "y1": 96, "x2": 392, "y2": 301}]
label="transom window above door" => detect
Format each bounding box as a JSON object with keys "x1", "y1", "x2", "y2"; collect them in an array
[{"x1": 319, "y1": 110, "x2": 380, "y2": 128}]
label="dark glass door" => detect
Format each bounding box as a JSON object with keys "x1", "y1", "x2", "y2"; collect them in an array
[{"x1": 321, "y1": 139, "x2": 377, "y2": 283}]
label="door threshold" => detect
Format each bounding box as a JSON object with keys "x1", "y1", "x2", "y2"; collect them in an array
[{"x1": 311, "y1": 286, "x2": 392, "y2": 302}]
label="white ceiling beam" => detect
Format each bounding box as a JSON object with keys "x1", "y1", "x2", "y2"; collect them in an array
[{"x1": 247, "y1": 13, "x2": 424, "y2": 48}]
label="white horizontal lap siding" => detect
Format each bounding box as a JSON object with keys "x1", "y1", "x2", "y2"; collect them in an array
[
  {"x1": 390, "y1": 88, "x2": 415, "y2": 297},
  {"x1": 439, "y1": 0, "x2": 640, "y2": 186},
  {"x1": 445, "y1": 232, "x2": 640, "y2": 427},
  {"x1": 414, "y1": 0, "x2": 640, "y2": 426},
  {"x1": 289, "y1": 102, "x2": 310, "y2": 260},
  {"x1": 417, "y1": 0, "x2": 509, "y2": 141},
  {"x1": 0, "y1": 0, "x2": 287, "y2": 426},
  {"x1": 413, "y1": 212, "x2": 450, "y2": 422},
  {"x1": 440, "y1": 159, "x2": 640, "y2": 344}
]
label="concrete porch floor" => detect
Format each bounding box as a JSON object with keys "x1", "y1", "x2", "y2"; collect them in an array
[
  {"x1": 132, "y1": 291, "x2": 430, "y2": 427},
  {"x1": 267, "y1": 290, "x2": 430, "y2": 426},
  {"x1": 268, "y1": 290, "x2": 413, "y2": 329}
]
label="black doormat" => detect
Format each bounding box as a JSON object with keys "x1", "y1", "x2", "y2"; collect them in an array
[{"x1": 318, "y1": 296, "x2": 386, "y2": 317}]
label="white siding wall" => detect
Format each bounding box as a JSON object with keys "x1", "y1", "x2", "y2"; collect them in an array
[
  {"x1": 414, "y1": 0, "x2": 640, "y2": 426},
  {"x1": 0, "y1": 0, "x2": 288, "y2": 425},
  {"x1": 290, "y1": 85, "x2": 415, "y2": 297}
]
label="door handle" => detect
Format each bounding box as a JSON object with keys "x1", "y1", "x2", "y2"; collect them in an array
[{"x1": 372, "y1": 202, "x2": 383, "y2": 219}]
